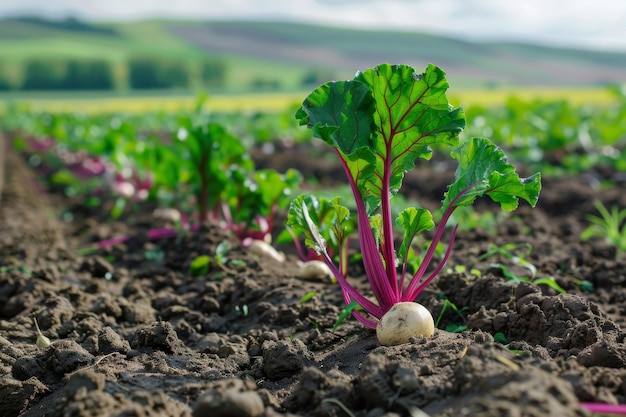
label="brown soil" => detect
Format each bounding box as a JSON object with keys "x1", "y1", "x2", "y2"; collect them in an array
[{"x1": 1, "y1": 138, "x2": 626, "y2": 417}]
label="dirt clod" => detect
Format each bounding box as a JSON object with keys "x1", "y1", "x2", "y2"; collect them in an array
[
  {"x1": 262, "y1": 338, "x2": 313, "y2": 380},
  {"x1": 192, "y1": 379, "x2": 264, "y2": 417},
  {"x1": 129, "y1": 321, "x2": 182, "y2": 353}
]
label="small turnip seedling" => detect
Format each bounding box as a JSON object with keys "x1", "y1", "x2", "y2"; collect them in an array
[
  {"x1": 299, "y1": 291, "x2": 317, "y2": 303},
  {"x1": 190, "y1": 242, "x2": 243, "y2": 277},
  {"x1": 33, "y1": 318, "x2": 51, "y2": 349},
  {"x1": 190, "y1": 255, "x2": 211, "y2": 277},
  {"x1": 235, "y1": 304, "x2": 249, "y2": 317},
  {"x1": 434, "y1": 294, "x2": 468, "y2": 331},
  {"x1": 581, "y1": 200, "x2": 626, "y2": 258}
]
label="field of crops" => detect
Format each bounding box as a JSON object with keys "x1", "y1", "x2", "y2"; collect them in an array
[
  {"x1": 0, "y1": 85, "x2": 618, "y2": 115},
  {"x1": 1, "y1": 65, "x2": 626, "y2": 417}
]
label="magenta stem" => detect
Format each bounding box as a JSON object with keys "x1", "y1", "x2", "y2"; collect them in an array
[
  {"x1": 580, "y1": 402, "x2": 626, "y2": 415},
  {"x1": 85, "y1": 224, "x2": 201, "y2": 252}
]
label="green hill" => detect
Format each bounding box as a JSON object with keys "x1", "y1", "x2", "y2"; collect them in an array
[
  {"x1": 0, "y1": 17, "x2": 624, "y2": 92},
  {"x1": 167, "y1": 20, "x2": 626, "y2": 87}
]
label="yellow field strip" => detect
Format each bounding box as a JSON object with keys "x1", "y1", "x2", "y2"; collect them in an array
[
  {"x1": 449, "y1": 87, "x2": 617, "y2": 108},
  {"x1": 0, "y1": 88, "x2": 618, "y2": 115},
  {"x1": 0, "y1": 92, "x2": 303, "y2": 114}
]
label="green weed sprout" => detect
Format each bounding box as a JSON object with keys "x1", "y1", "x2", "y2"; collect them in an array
[{"x1": 581, "y1": 201, "x2": 626, "y2": 258}]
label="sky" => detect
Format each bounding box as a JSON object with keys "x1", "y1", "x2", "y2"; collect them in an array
[{"x1": 1, "y1": 0, "x2": 626, "y2": 52}]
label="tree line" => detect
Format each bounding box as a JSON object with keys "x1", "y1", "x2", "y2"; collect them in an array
[{"x1": 0, "y1": 57, "x2": 227, "y2": 91}]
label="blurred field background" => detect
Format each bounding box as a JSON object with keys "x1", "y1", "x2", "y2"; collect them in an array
[{"x1": 0, "y1": 16, "x2": 625, "y2": 114}]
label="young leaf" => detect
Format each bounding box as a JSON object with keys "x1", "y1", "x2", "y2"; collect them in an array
[
  {"x1": 287, "y1": 195, "x2": 329, "y2": 255},
  {"x1": 533, "y1": 277, "x2": 566, "y2": 294},
  {"x1": 443, "y1": 137, "x2": 542, "y2": 212},
  {"x1": 332, "y1": 300, "x2": 362, "y2": 333},
  {"x1": 330, "y1": 196, "x2": 351, "y2": 231},
  {"x1": 396, "y1": 207, "x2": 435, "y2": 263},
  {"x1": 355, "y1": 64, "x2": 466, "y2": 202},
  {"x1": 299, "y1": 291, "x2": 317, "y2": 303},
  {"x1": 190, "y1": 255, "x2": 211, "y2": 277},
  {"x1": 296, "y1": 80, "x2": 375, "y2": 153}
]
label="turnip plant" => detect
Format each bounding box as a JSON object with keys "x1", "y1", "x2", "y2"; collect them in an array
[
  {"x1": 176, "y1": 117, "x2": 301, "y2": 244},
  {"x1": 282, "y1": 194, "x2": 356, "y2": 277},
  {"x1": 288, "y1": 63, "x2": 541, "y2": 345}
]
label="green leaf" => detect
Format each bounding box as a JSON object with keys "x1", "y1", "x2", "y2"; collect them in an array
[
  {"x1": 443, "y1": 137, "x2": 542, "y2": 212},
  {"x1": 332, "y1": 300, "x2": 362, "y2": 333},
  {"x1": 190, "y1": 255, "x2": 211, "y2": 277},
  {"x1": 329, "y1": 196, "x2": 353, "y2": 245},
  {"x1": 50, "y1": 169, "x2": 79, "y2": 187},
  {"x1": 493, "y1": 332, "x2": 508, "y2": 344},
  {"x1": 299, "y1": 291, "x2": 317, "y2": 303},
  {"x1": 369, "y1": 213, "x2": 383, "y2": 248},
  {"x1": 533, "y1": 277, "x2": 566, "y2": 294},
  {"x1": 216, "y1": 241, "x2": 230, "y2": 258},
  {"x1": 288, "y1": 194, "x2": 354, "y2": 258},
  {"x1": 577, "y1": 280, "x2": 595, "y2": 293},
  {"x1": 254, "y1": 168, "x2": 302, "y2": 212},
  {"x1": 296, "y1": 80, "x2": 376, "y2": 154},
  {"x1": 330, "y1": 196, "x2": 350, "y2": 224},
  {"x1": 445, "y1": 323, "x2": 468, "y2": 333},
  {"x1": 343, "y1": 147, "x2": 377, "y2": 203},
  {"x1": 296, "y1": 64, "x2": 465, "y2": 211},
  {"x1": 287, "y1": 195, "x2": 328, "y2": 255},
  {"x1": 153, "y1": 146, "x2": 184, "y2": 188},
  {"x1": 396, "y1": 207, "x2": 435, "y2": 263},
  {"x1": 110, "y1": 197, "x2": 127, "y2": 219},
  {"x1": 181, "y1": 121, "x2": 250, "y2": 213},
  {"x1": 489, "y1": 263, "x2": 521, "y2": 283},
  {"x1": 355, "y1": 64, "x2": 466, "y2": 202}
]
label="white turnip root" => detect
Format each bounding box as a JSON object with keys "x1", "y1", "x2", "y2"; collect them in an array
[
  {"x1": 247, "y1": 240, "x2": 285, "y2": 263},
  {"x1": 297, "y1": 260, "x2": 336, "y2": 283},
  {"x1": 376, "y1": 302, "x2": 435, "y2": 346},
  {"x1": 152, "y1": 207, "x2": 181, "y2": 223}
]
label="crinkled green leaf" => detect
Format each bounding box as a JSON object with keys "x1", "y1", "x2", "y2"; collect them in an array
[
  {"x1": 443, "y1": 137, "x2": 542, "y2": 212},
  {"x1": 296, "y1": 64, "x2": 465, "y2": 210},
  {"x1": 355, "y1": 64, "x2": 466, "y2": 201},
  {"x1": 396, "y1": 207, "x2": 434, "y2": 263},
  {"x1": 296, "y1": 80, "x2": 376, "y2": 154},
  {"x1": 223, "y1": 166, "x2": 261, "y2": 224}
]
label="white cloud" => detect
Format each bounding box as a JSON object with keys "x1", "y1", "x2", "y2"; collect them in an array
[{"x1": 1, "y1": 0, "x2": 625, "y2": 51}]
